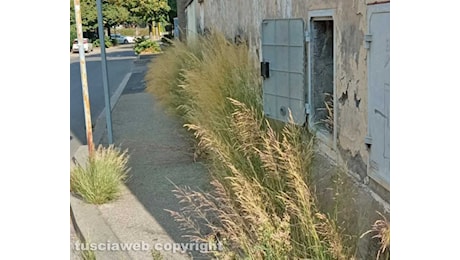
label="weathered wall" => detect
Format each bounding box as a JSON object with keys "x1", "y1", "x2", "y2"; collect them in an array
[
  {"x1": 187, "y1": 0, "x2": 390, "y2": 258},
  {"x1": 177, "y1": 0, "x2": 188, "y2": 41},
  {"x1": 196, "y1": 0, "x2": 379, "y2": 189},
  {"x1": 334, "y1": 0, "x2": 369, "y2": 184},
  {"x1": 201, "y1": 0, "x2": 299, "y2": 64}
]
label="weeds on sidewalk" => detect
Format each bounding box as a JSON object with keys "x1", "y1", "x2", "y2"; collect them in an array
[
  {"x1": 134, "y1": 37, "x2": 162, "y2": 55},
  {"x1": 146, "y1": 32, "x2": 386, "y2": 259},
  {"x1": 151, "y1": 249, "x2": 164, "y2": 260},
  {"x1": 80, "y1": 245, "x2": 96, "y2": 260},
  {"x1": 74, "y1": 238, "x2": 96, "y2": 260},
  {"x1": 146, "y1": 31, "x2": 261, "y2": 122},
  {"x1": 167, "y1": 102, "x2": 350, "y2": 259},
  {"x1": 71, "y1": 145, "x2": 130, "y2": 204}
]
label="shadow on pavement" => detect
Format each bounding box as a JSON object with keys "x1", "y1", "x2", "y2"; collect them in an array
[{"x1": 98, "y1": 56, "x2": 214, "y2": 259}]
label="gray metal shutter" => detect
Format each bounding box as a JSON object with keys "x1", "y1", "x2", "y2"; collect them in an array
[
  {"x1": 366, "y1": 3, "x2": 390, "y2": 189},
  {"x1": 261, "y1": 19, "x2": 306, "y2": 125}
]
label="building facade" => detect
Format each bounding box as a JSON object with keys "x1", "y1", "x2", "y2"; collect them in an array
[{"x1": 184, "y1": 0, "x2": 390, "y2": 257}]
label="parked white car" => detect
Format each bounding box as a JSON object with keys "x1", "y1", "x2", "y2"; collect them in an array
[
  {"x1": 110, "y1": 34, "x2": 135, "y2": 44},
  {"x1": 72, "y1": 38, "x2": 93, "y2": 53}
]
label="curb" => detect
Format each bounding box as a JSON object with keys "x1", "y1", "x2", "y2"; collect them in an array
[
  {"x1": 70, "y1": 59, "x2": 135, "y2": 259},
  {"x1": 70, "y1": 187, "x2": 132, "y2": 260}
]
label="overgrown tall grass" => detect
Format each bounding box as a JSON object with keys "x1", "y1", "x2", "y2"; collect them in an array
[
  {"x1": 361, "y1": 212, "x2": 390, "y2": 260},
  {"x1": 146, "y1": 32, "x2": 356, "y2": 259},
  {"x1": 71, "y1": 145, "x2": 130, "y2": 204}
]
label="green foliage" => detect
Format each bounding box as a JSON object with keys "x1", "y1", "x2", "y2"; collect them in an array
[
  {"x1": 80, "y1": 245, "x2": 96, "y2": 260},
  {"x1": 76, "y1": 238, "x2": 96, "y2": 260},
  {"x1": 70, "y1": 145, "x2": 130, "y2": 204},
  {"x1": 70, "y1": 25, "x2": 77, "y2": 49},
  {"x1": 151, "y1": 249, "x2": 164, "y2": 260},
  {"x1": 70, "y1": 0, "x2": 98, "y2": 31},
  {"x1": 133, "y1": 37, "x2": 161, "y2": 55},
  {"x1": 93, "y1": 38, "x2": 113, "y2": 48},
  {"x1": 103, "y1": 2, "x2": 129, "y2": 28},
  {"x1": 167, "y1": 0, "x2": 177, "y2": 23},
  {"x1": 111, "y1": 38, "x2": 119, "y2": 46},
  {"x1": 70, "y1": 0, "x2": 171, "y2": 40},
  {"x1": 106, "y1": 38, "x2": 113, "y2": 47},
  {"x1": 128, "y1": 0, "x2": 170, "y2": 24},
  {"x1": 70, "y1": 0, "x2": 129, "y2": 33}
]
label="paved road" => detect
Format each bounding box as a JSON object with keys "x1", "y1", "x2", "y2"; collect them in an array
[{"x1": 70, "y1": 45, "x2": 136, "y2": 157}]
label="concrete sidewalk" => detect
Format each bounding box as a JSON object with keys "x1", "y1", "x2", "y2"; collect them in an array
[{"x1": 70, "y1": 55, "x2": 212, "y2": 260}]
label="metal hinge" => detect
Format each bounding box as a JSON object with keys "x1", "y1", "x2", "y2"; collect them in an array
[
  {"x1": 364, "y1": 34, "x2": 372, "y2": 49},
  {"x1": 305, "y1": 31, "x2": 310, "y2": 42},
  {"x1": 305, "y1": 103, "x2": 311, "y2": 115},
  {"x1": 365, "y1": 135, "x2": 373, "y2": 145}
]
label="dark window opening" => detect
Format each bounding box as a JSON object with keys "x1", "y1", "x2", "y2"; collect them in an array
[{"x1": 311, "y1": 19, "x2": 334, "y2": 134}]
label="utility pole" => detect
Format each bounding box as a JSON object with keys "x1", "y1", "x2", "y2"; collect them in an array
[
  {"x1": 74, "y1": 0, "x2": 95, "y2": 156},
  {"x1": 96, "y1": 0, "x2": 114, "y2": 144}
]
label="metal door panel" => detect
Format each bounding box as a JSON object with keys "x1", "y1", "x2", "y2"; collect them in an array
[
  {"x1": 367, "y1": 3, "x2": 390, "y2": 187},
  {"x1": 276, "y1": 47, "x2": 290, "y2": 71},
  {"x1": 275, "y1": 20, "x2": 289, "y2": 45},
  {"x1": 262, "y1": 18, "x2": 306, "y2": 125},
  {"x1": 276, "y1": 72, "x2": 290, "y2": 97},
  {"x1": 289, "y1": 46, "x2": 304, "y2": 73}
]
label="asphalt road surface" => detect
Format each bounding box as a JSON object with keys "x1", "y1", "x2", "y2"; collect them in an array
[{"x1": 70, "y1": 45, "x2": 136, "y2": 157}]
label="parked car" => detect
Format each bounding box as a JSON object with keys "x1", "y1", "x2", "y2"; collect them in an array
[
  {"x1": 72, "y1": 38, "x2": 93, "y2": 53},
  {"x1": 110, "y1": 34, "x2": 135, "y2": 44}
]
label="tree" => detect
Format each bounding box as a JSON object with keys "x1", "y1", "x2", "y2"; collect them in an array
[
  {"x1": 70, "y1": 0, "x2": 98, "y2": 31},
  {"x1": 71, "y1": 0, "x2": 131, "y2": 39},
  {"x1": 167, "y1": 0, "x2": 177, "y2": 23},
  {"x1": 103, "y1": 2, "x2": 129, "y2": 36},
  {"x1": 71, "y1": 0, "x2": 172, "y2": 40},
  {"x1": 126, "y1": 0, "x2": 171, "y2": 39}
]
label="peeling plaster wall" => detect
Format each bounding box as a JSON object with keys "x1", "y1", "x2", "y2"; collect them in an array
[
  {"x1": 196, "y1": 0, "x2": 391, "y2": 200},
  {"x1": 190, "y1": 0, "x2": 389, "y2": 257},
  {"x1": 334, "y1": 0, "x2": 369, "y2": 182},
  {"x1": 198, "y1": 0, "x2": 374, "y2": 185},
  {"x1": 201, "y1": 0, "x2": 299, "y2": 65}
]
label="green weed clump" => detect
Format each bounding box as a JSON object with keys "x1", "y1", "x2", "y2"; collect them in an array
[
  {"x1": 71, "y1": 145, "x2": 130, "y2": 204},
  {"x1": 147, "y1": 32, "x2": 356, "y2": 259},
  {"x1": 134, "y1": 37, "x2": 162, "y2": 55},
  {"x1": 79, "y1": 243, "x2": 96, "y2": 260},
  {"x1": 93, "y1": 38, "x2": 113, "y2": 48}
]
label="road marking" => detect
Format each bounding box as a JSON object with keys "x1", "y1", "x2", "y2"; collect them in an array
[
  {"x1": 70, "y1": 47, "x2": 136, "y2": 159},
  {"x1": 92, "y1": 71, "x2": 132, "y2": 146}
]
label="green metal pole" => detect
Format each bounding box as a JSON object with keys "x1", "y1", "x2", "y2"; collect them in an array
[{"x1": 96, "y1": 0, "x2": 114, "y2": 144}]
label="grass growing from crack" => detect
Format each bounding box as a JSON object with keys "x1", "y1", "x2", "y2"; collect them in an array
[
  {"x1": 71, "y1": 145, "x2": 130, "y2": 204},
  {"x1": 80, "y1": 246, "x2": 96, "y2": 260},
  {"x1": 151, "y1": 249, "x2": 164, "y2": 260},
  {"x1": 74, "y1": 237, "x2": 96, "y2": 260}
]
